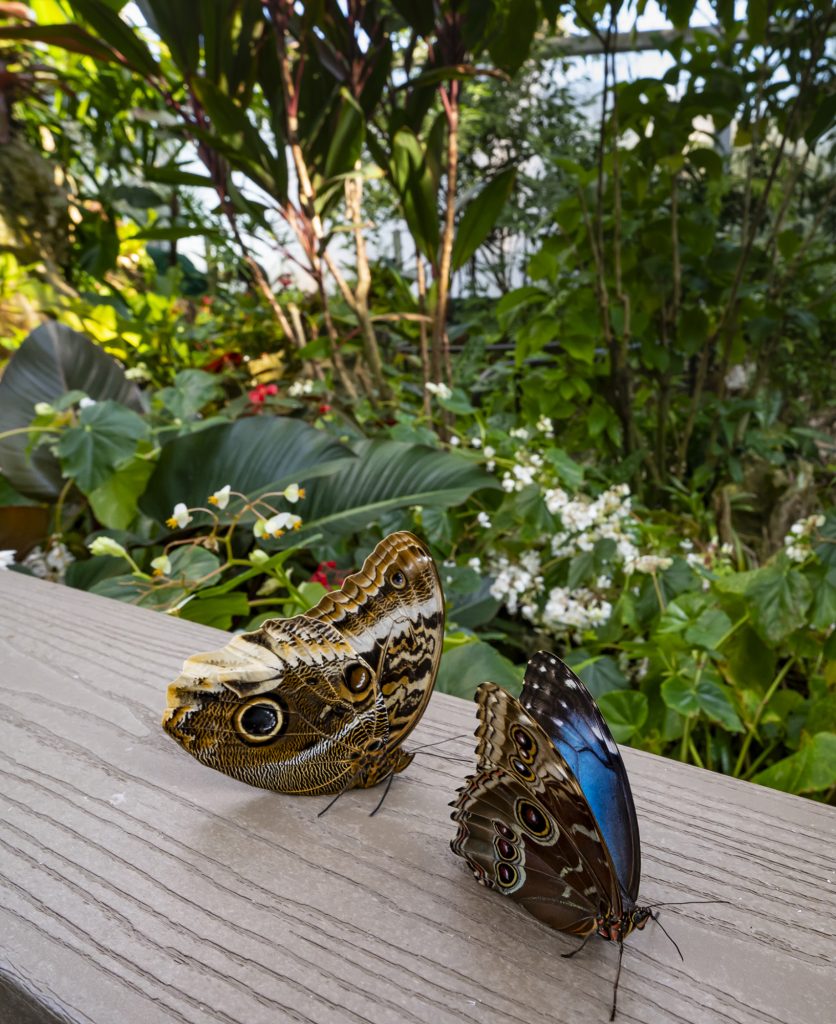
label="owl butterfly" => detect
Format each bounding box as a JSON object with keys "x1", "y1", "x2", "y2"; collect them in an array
[
  {"x1": 162, "y1": 531, "x2": 444, "y2": 798},
  {"x1": 451, "y1": 651, "x2": 661, "y2": 1021}
]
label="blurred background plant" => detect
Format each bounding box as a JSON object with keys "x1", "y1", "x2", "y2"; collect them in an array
[{"x1": 0, "y1": 0, "x2": 833, "y2": 800}]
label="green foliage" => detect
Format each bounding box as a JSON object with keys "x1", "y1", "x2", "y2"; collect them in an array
[{"x1": 1, "y1": 1, "x2": 834, "y2": 805}]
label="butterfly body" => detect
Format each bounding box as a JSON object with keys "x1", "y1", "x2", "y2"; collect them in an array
[
  {"x1": 162, "y1": 531, "x2": 443, "y2": 795},
  {"x1": 451, "y1": 652, "x2": 650, "y2": 1017}
]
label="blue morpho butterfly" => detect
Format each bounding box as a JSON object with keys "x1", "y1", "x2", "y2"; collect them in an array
[{"x1": 451, "y1": 650, "x2": 682, "y2": 1020}]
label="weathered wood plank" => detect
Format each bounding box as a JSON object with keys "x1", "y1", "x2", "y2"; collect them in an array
[{"x1": 1, "y1": 570, "x2": 834, "y2": 1024}]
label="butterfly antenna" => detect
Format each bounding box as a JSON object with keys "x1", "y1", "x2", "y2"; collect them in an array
[
  {"x1": 368, "y1": 771, "x2": 395, "y2": 817},
  {"x1": 410, "y1": 733, "x2": 469, "y2": 753},
  {"x1": 646, "y1": 899, "x2": 731, "y2": 909},
  {"x1": 610, "y1": 941, "x2": 624, "y2": 1022},
  {"x1": 651, "y1": 911, "x2": 684, "y2": 962},
  {"x1": 317, "y1": 771, "x2": 361, "y2": 818}
]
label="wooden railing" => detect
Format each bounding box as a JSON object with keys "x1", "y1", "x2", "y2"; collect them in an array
[{"x1": 1, "y1": 570, "x2": 833, "y2": 1023}]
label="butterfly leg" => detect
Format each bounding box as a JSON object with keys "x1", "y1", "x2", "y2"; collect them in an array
[
  {"x1": 561, "y1": 932, "x2": 593, "y2": 959},
  {"x1": 368, "y1": 770, "x2": 395, "y2": 817},
  {"x1": 609, "y1": 940, "x2": 624, "y2": 1022}
]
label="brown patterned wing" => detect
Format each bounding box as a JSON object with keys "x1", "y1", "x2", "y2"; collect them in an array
[
  {"x1": 450, "y1": 683, "x2": 623, "y2": 934},
  {"x1": 162, "y1": 615, "x2": 389, "y2": 795},
  {"x1": 306, "y1": 531, "x2": 444, "y2": 776}
]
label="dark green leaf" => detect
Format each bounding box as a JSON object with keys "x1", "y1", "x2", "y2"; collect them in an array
[
  {"x1": 141, "y1": 417, "x2": 352, "y2": 524},
  {"x1": 753, "y1": 732, "x2": 836, "y2": 794},
  {"x1": 178, "y1": 591, "x2": 250, "y2": 629},
  {"x1": 598, "y1": 690, "x2": 649, "y2": 743},
  {"x1": 87, "y1": 455, "x2": 155, "y2": 530},
  {"x1": 661, "y1": 668, "x2": 743, "y2": 732},
  {"x1": 436, "y1": 641, "x2": 523, "y2": 700},
  {"x1": 451, "y1": 168, "x2": 516, "y2": 270},
  {"x1": 0, "y1": 323, "x2": 144, "y2": 500},
  {"x1": 55, "y1": 402, "x2": 149, "y2": 494},
  {"x1": 299, "y1": 439, "x2": 499, "y2": 537}
]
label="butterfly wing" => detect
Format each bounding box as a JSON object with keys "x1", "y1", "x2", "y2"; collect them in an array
[
  {"x1": 162, "y1": 615, "x2": 388, "y2": 795},
  {"x1": 521, "y1": 651, "x2": 641, "y2": 903},
  {"x1": 307, "y1": 531, "x2": 444, "y2": 768},
  {"x1": 451, "y1": 683, "x2": 622, "y2": 935}
]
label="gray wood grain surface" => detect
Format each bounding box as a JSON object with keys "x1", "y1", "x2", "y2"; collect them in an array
[{"x1": 1, "y1": 570, "x2": 834, "y2": 1024}]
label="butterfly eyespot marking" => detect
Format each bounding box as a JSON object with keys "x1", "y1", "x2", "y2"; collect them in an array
[
  {"x1": 389, "y1": 568, "x2": 407, "y2": 589},
  {"x1": 233, "y1": 697, "x2": 288, "y2": 745},
  {"x1": 494, "y1": 821, "x2": 515, "y2": 841},
  {"x1": 511, "y1": 725, "x2": 537, "y2": 763},
  {"x1": 494, "y1": 836, "x2": 519, "y2": 863},
  {"x1": 510, "y1": 756, "x2": 536, "y2": 782},
  {"x1": 496, "y1": 862, "x2": 519, "y2": 889},
  {"x1": 515, "y1": 798, "x2": 554, "y2": 840},
  {"x1": 345, "y1": 663, "x2": 373, "y2": 694}
]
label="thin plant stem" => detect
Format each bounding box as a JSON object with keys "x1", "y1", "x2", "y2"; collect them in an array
[{"x1": 733, "y1": 657, "x2": 796, "y2": 777}]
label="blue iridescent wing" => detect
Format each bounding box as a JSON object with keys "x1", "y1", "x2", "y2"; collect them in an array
[
  {"x1": 520, "y1": 651, "x2": 641, "y2": 903},
  {"x1": 450, "y1": 683, "x2": 622, "y2": 936}
]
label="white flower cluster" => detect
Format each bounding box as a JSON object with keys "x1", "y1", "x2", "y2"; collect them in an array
[
  {"x1": 545, "y1": 483, "x2": 639, "y2": 565},
  {"x1": 501, "y1": 450, "x2": 545, "y2": 493},
  {"x1": 536, "y1": 415, "x2": 554, "y2": 438},
  {"x1": 489, "y1": 551, "x2": 544, "y2": 618},
  {"x1": 23, "y1": 541, "x2": 75, "y2": 582},
  {"x1": 542, "y1": 586, "x2": 612, "y2": 631},
  {"x1": 425, "y1": 381, "x2": 452, "y2": 400},
  {"x1": 784, "y1": 513, "x2": 825, "y2": 563},
  {"x1": 288, "y1": 379, "x2": 315, "y2": 397}
]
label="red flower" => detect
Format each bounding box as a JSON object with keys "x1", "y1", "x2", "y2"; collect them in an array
[
  {"x1": 203, "y1": 351, "x2": 243, "y2": 373},
  {"x1": 310, "y1": 560, "x2": 338, "y2": 587},
  {"x1": 248, "y1": 382, "x2": 279, "y2": 404}
]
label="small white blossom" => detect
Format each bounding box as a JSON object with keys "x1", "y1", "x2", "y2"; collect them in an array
[
  {"x1": 477, "y1": 511, "x2": 492, "y2": 529},
  {"x1": 78, "y1": 396, "x2": 97, "y2": 409},
  {"x1": 449, "y1": 435, "x2": 461, "y2": 447},
  {"x1": 209, "y1": 484, "x2": 232, "y2": 510},
  {"x1": 425, "y1": 381, "x2": 453, "y2": 400},
  {"x1": 263, "y1": 512, "x2": 302, "y2": 537},
  {"x1": 467, "y1": 556, "x2": 482, "y2": 572},
  {"x1": 282, "y1": 483, "x2": 305, "y2": 503},
  {"x1": 124, "y1": 364, "x2": 151, "y2": 382},
  {"x1": 784, "y1": 543, "x2": 807, "y2": 563},
  {"x1": 536, "y1": 415, "x2": 554, "y2": 437},
  {"x1": 249, "y1": 549, "x2": 270, "y2": 566},
  {"x1": 483, "y1": 446, "x2": 496, "y2": 459},
  {"x1": 470, "y1": 437, "x2": 482, "y2": 449},
  {"x1": 501, "y1": 474, "x2": 516, "y2": 493},
  {"x1": 509, "y1": 426, "x2": 529, "y2": 440},
  {"x1": 288, "y1": 379, "x2": 314, "y2": 397},
  {"x1": 0, "y1": 549, "x2": 17, "y2": 570},
  {"x1": 166, "y1": 503, "x2": 193, "y2": 529},
  {"x1": 34, "y1": 401, "x2": 55, "y2": 416},
  {"x1": 627, "y1": 554, "x2": 673, "y2": 574},
  {"x1": 88, "y1": 537, "x2": 129, "y2": 560},
  {"x1": 151, "y1": 555, "x2": 172, "y2": 577}
]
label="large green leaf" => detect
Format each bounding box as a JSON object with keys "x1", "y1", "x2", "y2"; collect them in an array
[
  {"x1": 0, "y1": 322, "x2": 145, "y2": 500},
  {"x1": 55, "y1": 402, "x2": 149, "y2": 494},
  {"x1": 451, "y1": 168, "x2": 516, "y2": 271},
  {"x1": 68, "y1": 0, "x2": 160, "y2": 77},
  {"x1": 598, "y1": 691, "x2": 649, "y2": 744},
  {"x1": 436, "y1": 641, "x2": 523, "y2": 700},
  {"x1": 299, "y1": 439, "x2": 500, "y2": 536},
  {"x1": 661, "y1": 666, "x2": 743, "y2": 732},
  {"x1": 753, "y1": 732, "x2": 836, "y2": 795},
  {"x1": 715, "y1": 560, "x2": 813, "y2": 644},
  {"x1": 140, "y1": 417, "x2": 353, "y2": 523}
]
